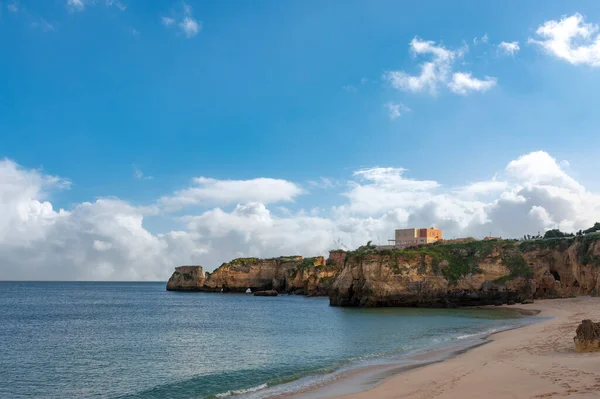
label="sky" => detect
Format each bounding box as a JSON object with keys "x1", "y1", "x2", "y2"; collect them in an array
[{"x1": 2, "y1": 0, "x2": 600, "y2": 281}]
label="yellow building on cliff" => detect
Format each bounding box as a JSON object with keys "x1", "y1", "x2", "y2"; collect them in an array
[{"x1": 391, "y1": 227, "x2": 442, "y2": 249}]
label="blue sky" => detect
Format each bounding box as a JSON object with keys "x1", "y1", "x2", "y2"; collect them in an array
[{"x1": 2, "y1": 0, "x2": 600, "y2": 280}]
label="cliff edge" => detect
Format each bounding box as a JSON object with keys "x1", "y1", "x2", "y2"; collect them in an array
[
  {"x1": 330, "y1": 235, "x2": 600, "y2": 307},
  {"x1": 166, "y1": 266, "x2": 205, "y2": 291},
  {"x1": 166, "y1": 253, "x2": 343, "y2": 296}
]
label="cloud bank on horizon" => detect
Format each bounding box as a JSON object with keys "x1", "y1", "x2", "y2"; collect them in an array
[{"x1": 2, "y1": 151, "x2": 599, "y2": 281}]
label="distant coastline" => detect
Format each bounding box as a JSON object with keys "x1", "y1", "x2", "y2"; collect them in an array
[{"x1": 167, "y1": 234, "x2": 600, "y2": 308}]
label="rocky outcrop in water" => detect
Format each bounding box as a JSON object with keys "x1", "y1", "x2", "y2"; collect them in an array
[
  {"x1": 166, "y1": 253, "x2": 343, "y2": 296},
  {"x1": 166, "y1": 266, "x2": 205, "y2": 291},
  {"x1": 330, "y1": 235, "x2": 600, "y2": 307},
  {"x1": 574, "y1": 320, "x2": 600, "y2": 352},
  {"x1": 254, "y1": 290, "x2": 278, "y2": 297}
]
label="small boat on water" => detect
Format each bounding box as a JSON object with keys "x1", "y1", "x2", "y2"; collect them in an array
[{"x1": 245, "y1": 288, "x2": 252, "y2": 294}]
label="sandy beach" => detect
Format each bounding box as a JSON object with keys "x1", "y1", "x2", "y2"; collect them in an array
[{"x1": 329, "y1": 297, "x2": 600, "y2": 399}]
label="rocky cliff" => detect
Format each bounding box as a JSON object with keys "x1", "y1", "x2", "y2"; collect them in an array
[
  {"x1": 520, "y1": 235, "x2": 600, "y2": 298},
  {"x1": 330, "y1": 235, "x2": 600, "y2": 307},
  {"x1": 167, "y1": 253, "x2": 343, "y2": 296},
  {"x1": 166, "y1": 234, "x2": 600, "y2": 306},
  {"x1": 166, "y1": 266, "x2": 205, "y2": 291}
]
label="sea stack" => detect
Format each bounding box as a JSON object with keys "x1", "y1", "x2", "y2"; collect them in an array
[{"x1": 166, "y1": 266, "x2": 205, "y2": 291}]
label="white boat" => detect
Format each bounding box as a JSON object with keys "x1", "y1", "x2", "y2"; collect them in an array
[{"x1": 245, "y1": 288, "x2": 252, "y2": 294}]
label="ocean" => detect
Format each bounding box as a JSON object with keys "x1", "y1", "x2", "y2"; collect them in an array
[{"x1": 0, "y1": 282, "x2": 543, "y2": 399}]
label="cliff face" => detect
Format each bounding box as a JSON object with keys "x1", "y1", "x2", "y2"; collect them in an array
[
  {"x1": 166, "y1": 234, "x2": 600, "y2": 305},
  {"x1": 203, "y1": 256, "x2": 304, "y2": 293},
  {"x1": 520, "y1": 236, "x2": 600, "y2": 298},
  {"x1": 286, "y1": 255, "x2": 341, "y2": 296},
  {"x1": 167, "y1": 254, "x2": 343, "y2": 296},
  {"x1": 330, "y1": 235, "x2": 600, "y2": 307},
  {"x1": 166, "y1": 266, "x2": 205, "y2": 291}
]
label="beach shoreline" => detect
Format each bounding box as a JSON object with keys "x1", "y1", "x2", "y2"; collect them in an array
[
  {"x1": 321, "y1": 297, "x2": 600, "y2": 399},
  {"x1": 274, "y1": 305, "x2": 547, "y2": 399}
]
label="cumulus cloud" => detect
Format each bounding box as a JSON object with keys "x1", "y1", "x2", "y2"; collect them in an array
[
  {"x1": 448, "y1": 72, "x2": 497, "y2": 95},
  {"x1": 383, "y1": 37, "x2": 457, "y2": 94},
  {"x1": 2, "y1": 151, "x2": 599, "y2": 281},
  {"x1": 159, "y1": 177, "x2": 304, "y2": 211},
  {"x1": 384, "y1": 37, "x2": 495, "y2": 96},
  {"x1": 384, "y1": 102, "x2": 410, "y2": 119},
  {"x1": 162, "y1": 2, "x2": 201, "y2": 38},
  {"x1": 498, "y1": 41, "x2": 520, "y2": 56},
  {"x1": 529, "y1": 13, "x2": 600, "y2": 66}
]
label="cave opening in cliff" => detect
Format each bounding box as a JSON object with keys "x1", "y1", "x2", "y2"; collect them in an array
[{"x1": 551, "y1": 270, "x2": 561, "y2": 281}]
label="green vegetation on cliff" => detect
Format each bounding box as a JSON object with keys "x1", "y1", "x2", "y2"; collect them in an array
[
  {"x1": 519, "y1": 233, "x2": 600, "y2": 268},
  {"x1": 223, "y1": 257, "x2": 260, "y2": 266},
  {"x1": 346, "y1": 239, "x2": 533, "y2": 284}
]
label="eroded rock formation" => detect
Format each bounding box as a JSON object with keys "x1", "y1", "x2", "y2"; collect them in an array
[
  {"x1": 574, "y1": 319, "x2": 600, "y2": 352},
  {"x1": 330, "y1": 235, "x2": 600, "y2": 307},
  {"x1": 166, "y1": 235, "x2": 600, "y2": 306},
  {"x1": 166, "y1": 253, "x2": 342, "y2": 296},
  {"x1": 166, "y1": 266, "x2": 205, "y2": 291}
]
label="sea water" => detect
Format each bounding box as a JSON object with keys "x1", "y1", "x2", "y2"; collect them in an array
[{"x1": 0, "y1": 282, "x2": 543, "y2": 399}]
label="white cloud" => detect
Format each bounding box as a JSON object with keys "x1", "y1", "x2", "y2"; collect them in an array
[
  {"x1": 2, "y1": 151, "x2": 600, "y2": 281},
  {"x1": 529, "y1": 13, "x2": 600, "y2": 66},
  {"x1": 66, "y1": 0, "x2": 84, "y2": 12},
  {"x1": 448, "y1": 72, "x2": 497, "y2": 95},
  {"x1": 161, "y1": 16, "x2": 175, "y2": 26},
  {"x1": 461, "y1": 180, "x2": 508, "y2": 196},
  {"x1": 498, "y1": 41, "x2": 520, "y2": 56},
  {"x1": 383, "y1": 37, "x2": 457, "y2": 95},
  {"x1": 384, "y1": 102, "x2": 410, "y2": 119},
  {"x1": 31, "y1": 18, "x2": 55, "y2": 32},
  {"x1": 473, "y1": 33, "x2": 489, "y2": 46},
  {"x1": 180, "y1": 16, "x2": 200, "y2": 38},
  {"x1": 162, "y1": 2, "x2": 201, "y2": 38},
  {"x1": 133, "y1": 166, "x2": 152, "y2": 180},
  {"x1": 342, "y1": 85, "x2": 357, "y2": 93},
  {"x1": 308, "y1": 177, "x2": 336, "y2": 189},
  {"x1": 106, "y1": 0, "x2": 126, "y2": 11},
  {"x1": 385, "y1": 37, "x2": 494, "y2": 96},
  {"x1": 7, "y1": 2, "x2": 18, "y2": 12},
  {"x1": 159, "y1": 176, "x2": 304, "y2": 211}
]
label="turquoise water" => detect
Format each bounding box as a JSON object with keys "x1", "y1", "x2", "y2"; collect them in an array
[{"x1": 0, "y1": 282, "x2": 541, "y2": 398}]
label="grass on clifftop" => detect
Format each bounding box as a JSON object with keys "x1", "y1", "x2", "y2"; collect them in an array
[
  {"x1": 345, "y1": 239, "x2": 532, "y2": 284},
  {"x1": 518, "y1": 233, "x2": 600, "y2": 267},
  {"x1": 223, "y1": 257, "x2": 260, "y2": 266}
]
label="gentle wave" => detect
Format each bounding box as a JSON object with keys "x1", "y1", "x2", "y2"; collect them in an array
[
  {"x1": 221, "y1": 320, "x2": 545, "y2": 399},
  {"x1": 215, "y1": 383, "x2": 269, "y2": 398}
]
